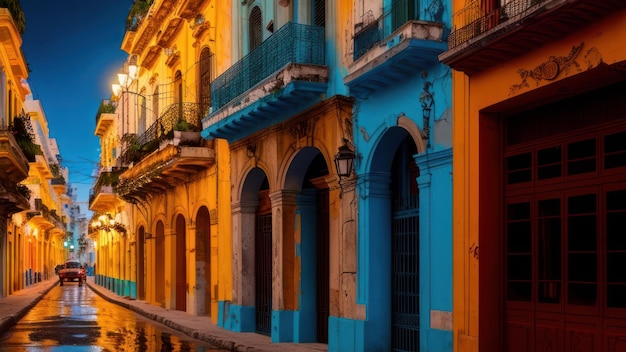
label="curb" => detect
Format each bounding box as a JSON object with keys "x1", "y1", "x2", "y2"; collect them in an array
[
  {"x1": 86, "y1": 281, "x2": 244, "y2": 351},
  {"x1": 0, "y1": 281, "x2": 58, "y2": 334}
]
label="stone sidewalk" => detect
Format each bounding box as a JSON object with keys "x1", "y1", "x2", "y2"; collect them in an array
[{"x1": 0, "y1": 277, "x2": 328, "y2": 352}]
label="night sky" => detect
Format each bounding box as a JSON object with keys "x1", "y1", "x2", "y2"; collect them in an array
[{"x1": 20, "y1": 0, "x2": 133, "y2": 212}]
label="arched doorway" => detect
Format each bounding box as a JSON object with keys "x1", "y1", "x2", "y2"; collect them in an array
[
  {"x1": 284, "y1": 147, "x2": 331, "y2": 343},
  {"x1": 389, "y1": 136, "x2": 420, "y2": 351},
  {"x1": 255, "y1": 186, "x2": 272, "y2": 335},
  {"x1": 175, "y1": 214, "x2": 187, "y2": 311},
  {"x1": 195, "y1": 206, "x2": 211, "y2": 316},
  {"x1": 137, "y1": 226, "x2": 145, "y2": 300},
  {"x1": 368, "y1": 127, "x2": 420, "y2": 351},
  {"x1": 155, "y1": 220, "x2": 165, "y2": 307}
]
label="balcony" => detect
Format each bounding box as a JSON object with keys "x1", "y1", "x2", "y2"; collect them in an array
[
  {"x1": 116, "y1": 142, "x2": 215, "y2": 204},
  {"x1": 119, "y1": 102, "x2": 209, "y2": 166},
  {"x1": 122, "y1": 0, "x2": 183, "y2": 68},
  {"x1": 439, "y1": 0, "x2": 626, "y2": 75},
  {"x1": 27, "y1": 198, "x2": 66, "y2": 235},
  {"x1": 0, "y1": 8, "x2": 28, "y2": 80},
  {"x1": 344, "y1": 0, "x2": 447, "y2": 98},
  {"x1": 0, "y1": 129, "x2": 30, "y2": 215},
  {"x1": 115, "y1": 102, "x2": 214, "y2": 203},
  {"x1": 202, "y1": 22, "x2": 328, "y2": 142},
  {"x1": 89, "y1": 169, "x2": 125, "y2": 213}
]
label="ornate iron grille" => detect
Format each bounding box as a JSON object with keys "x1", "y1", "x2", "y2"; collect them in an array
[
  {"x1": 448, "y1": 0, "x2": 548, "y2": 49},
  {"x1": 210, "y1": 22, "x2": 325, "y2": 110},
  {"x1": 255, "y1": 213, "x2": 272, "y2": 335},
  {"x1": 249, "y1": 6, "x2": 263, "y2": 51},
  {"x1": 354, "y1": 0, "x2": 420, "y2": 60},
  {"x1": 392, "y1": 194, "x2": 420, "y2": 352},
  {"x1": 316, "y1": 189, "x2": 330, "y2": 343},
  {"x1": 314, "y1": 0, "x2": 326, "y2": 27},
  {"x1": 119, "y1": 102, "x2": 210, "y2": 165}
]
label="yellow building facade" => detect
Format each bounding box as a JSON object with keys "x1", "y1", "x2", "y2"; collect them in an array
[
  {"x1": 441, "y1": 1, "x2": 626, "y2": 351},
  {"x1": 1, "y1": 6, "x2": 67, "y2": 297},
  {"x1": 90, "y1": 0, "x2": 232, "y2": 322}
]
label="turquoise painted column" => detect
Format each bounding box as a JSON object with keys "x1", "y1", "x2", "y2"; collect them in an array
[
  {"x1": 416, "y1": 148, "x2": 453, "y2": 352},
  {"x1": 294, "y1": 190, "x2": 318, "y2": 342}
]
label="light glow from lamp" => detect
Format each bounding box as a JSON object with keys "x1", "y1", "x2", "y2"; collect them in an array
[
  {"x1": 112, "y1": 84, "x2": 121, "y2": 97},
  {"x1": 127, "y1": 64, "x2": 138, "y2": 80}
]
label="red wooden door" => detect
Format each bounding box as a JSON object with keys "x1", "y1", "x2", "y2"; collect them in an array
[{"x1": 504, "y1": 119, "x2": 626, "y2": 351}]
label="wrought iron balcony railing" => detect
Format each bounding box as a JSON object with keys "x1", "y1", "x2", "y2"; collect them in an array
[
  {"x1": 353, "y1": 0, "x2": 422, "y2": 60},
  {"x1": 448, "y1": 0, "x2": 545, "y2": 49},
  {"x1": 210, "y1": 22, "x2": 325, "y2": 111},
  {"x1": 119, "y1": 102, "x2": 210, "y2": 165}
]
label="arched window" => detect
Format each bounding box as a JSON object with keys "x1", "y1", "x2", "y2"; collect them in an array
[
  {"x1": 313, "y1": 0, "x2": 326, "y2": 27},
  {"x1": 174, "y1": 70, "x2": 183, "y2": 104},
  {"x1": 152, "y1": 85, "x2": 159, "y2": 122},
  {"x1": 249, "y1": 6, "x2": 263, "y2": 51},
  {"x1": 198, "y1": 48, "x2": 212, "y2": 106}
]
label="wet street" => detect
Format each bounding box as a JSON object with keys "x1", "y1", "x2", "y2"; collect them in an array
[{"x1": 0, "y1": 284, "x2": 228, "y2": 351}]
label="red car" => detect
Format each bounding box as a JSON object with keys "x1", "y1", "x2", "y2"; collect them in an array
[{"x1": 58, "y1": 260, "x2": 86, "y2": 286}]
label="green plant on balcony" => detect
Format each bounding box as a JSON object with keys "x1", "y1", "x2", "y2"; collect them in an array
[
  {"x1": 175, "y1": 119, "x2": 193, "y2": 132},
  {"x1": 126, "y1": 0, "x2": 153, "y2": 31},
  {"x1": 11, "y1": 114, "x2": 43, "y2": 162},
  {"x1": 122, "y1": 134, "x2": 144, "y2": 164},
  {"x1": 96, "y1": 101, "x2": 116, "y2": 123},
  {"x1": 50, "y1": 163, "x2": 66, "y2": 184},
  {"x1": 0, "y1": 0, "x2": 25, "y2": 35},
  {"x1": 100, "y1": 171, "x2": 120, "y2": 187}
]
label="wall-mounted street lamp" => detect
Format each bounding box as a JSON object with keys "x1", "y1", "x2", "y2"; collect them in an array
[
  {"x1": 112, "y1": 64, "x2": 138, "y2": 98},
  {"x1": 334, "y1": 139, "x2": 355, "y2": 179}
]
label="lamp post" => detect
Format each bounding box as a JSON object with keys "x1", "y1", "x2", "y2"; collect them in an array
[{"x1": 112, "y1": 64, "x2": 138, "y2": 139}]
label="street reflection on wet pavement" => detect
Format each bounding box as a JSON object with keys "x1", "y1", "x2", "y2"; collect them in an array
[{"x1": 0, "y1": 284, "x2": 228, "y2": 351}]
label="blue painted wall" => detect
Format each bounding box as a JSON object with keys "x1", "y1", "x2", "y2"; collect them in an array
[{"x1": 327, "y1": 49, "x2": 453, "y2": 351}]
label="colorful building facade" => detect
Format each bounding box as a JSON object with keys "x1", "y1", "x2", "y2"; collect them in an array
[
  {"x1": 202, "y1": 2, "x2": 352, "y2": 346},
  {"x1": 93, "y1": 1, "x2": 456, "y2": 351},
  {"x1": 90, "y1": 0, "x2": 232, "y2": 321},
  {"x1": 441, "y1": 0, "x2": 626, "y2": 350},
  {"x1": 341, "y1": 1, "x2": 453, "y2": 351},
  {"x1": 1, "y1": 5, "x2": 70, "y2": 298}
]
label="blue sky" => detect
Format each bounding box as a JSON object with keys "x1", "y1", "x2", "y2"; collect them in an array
[{"x1": 20, "y1": 1, "x2": 133, "y2": 213}]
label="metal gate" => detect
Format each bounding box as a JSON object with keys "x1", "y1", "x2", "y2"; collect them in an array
[
  {"x1": 392, "y1": 194, "x2": 420, "y2": 351},
  {"x1": 255, "y1": 213, "x2": 272, "y2": 335},
  {"x1": 316, "y1": 189, "x2": 330, "y2": 343}
]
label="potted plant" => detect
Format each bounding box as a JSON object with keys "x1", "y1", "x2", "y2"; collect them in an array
[
  {"x1": 173, "y1": 119, "x2": 202, "y2": 146},
  {"x1": 11, "y1": 114, "x2": 43, "y2": 162}
]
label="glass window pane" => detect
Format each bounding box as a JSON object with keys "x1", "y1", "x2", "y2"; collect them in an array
[
  {"x1": 508, "y1": 255, "x2": 532, "y2": 280},
  {"x1": 507, "y1": 153, "x2": 532, "y2": 184},
  {"x1": 508, "y1": 222, "x2": 531, "y2": 253},
  {"x1": 568, "y1": 253, "x2": 597, "y2": 282},
  {"x1": 607, "y1": 213, "x2": 626, "y2": 251},
  {"x1": 608, "y1": 284, "x2": 626, "y2": 308},
  {"x1": 538, "y1": 146, "x2": 562, "y2": 180},
  {"x1": 607, "y1": 253, "x2": 626, "y2": 283},
  {"x1": 567, "y1": 139, "x2": 596, "y2": 175},
  {"x1": 568, "y1": 215, "x2": 597, "y2": 251},
  {"x1": 605, "y1": 131, "x2": 626, "y2": 169},
  {"x1": 568, "y1": 283, "x2": 597, "y2": 306}
]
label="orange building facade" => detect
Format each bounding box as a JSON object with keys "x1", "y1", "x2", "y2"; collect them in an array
[{"x1": 441, "y1": 1, "x2": 626, "y2": 351}]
